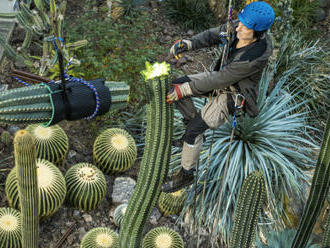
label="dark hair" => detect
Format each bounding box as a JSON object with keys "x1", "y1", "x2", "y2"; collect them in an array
[{"x1": 253, "y1": 30, "x2": 266, "y2": 40}]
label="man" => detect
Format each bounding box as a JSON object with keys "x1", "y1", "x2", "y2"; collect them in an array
[{"x1": 162, "y1": 1, "x2": 275, "y2": 193}]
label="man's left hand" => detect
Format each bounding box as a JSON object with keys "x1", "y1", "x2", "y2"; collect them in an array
[{"x1": 166, "y1": 82, "x2": 193, "y2": 103}]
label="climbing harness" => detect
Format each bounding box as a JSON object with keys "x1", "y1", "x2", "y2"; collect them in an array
[{"x1": 13, "y1": 36, "x2": 112, "y2": 126}]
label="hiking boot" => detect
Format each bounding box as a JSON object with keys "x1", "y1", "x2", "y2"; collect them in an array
[{"x1": 162, "y1": 168, "x2": 194, "y2": 193}]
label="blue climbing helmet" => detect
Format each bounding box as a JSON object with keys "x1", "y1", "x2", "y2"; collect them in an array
[{"x1": 238, "y1": 1, "x2": 275, "y2": 31}]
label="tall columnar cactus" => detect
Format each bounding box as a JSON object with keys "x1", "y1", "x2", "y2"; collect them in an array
[
  {"x1": 158, "y1": 190, "x2": 186, "y2": 217},
  {"x1": 322, "y1": 203, "x2": 330, "y2": 247},
  {"x1": 0, "y1": 81, "x2": 129, "y2": 125},
  {"x1": 5, "y1": 159, "x2": 66, "y2": 219},
  {"x1": 93, "y1": 128, "x2": 137, "y2": 174},
  {"x1": 65, "y1": 163, "x2": 107, "y2": 211},
  {"x1": 292, "y1": 116, "x2": 330, "y2": 248},
  {"x1": 0, "y1": 208, "x2": 22, "y2": 248},
  {"x1": 14, "y1": 130, "x2": 39, "y2": 248},
  {"x1": 119, "y1": 62, "x2": 173, "y2": 247},
  {"x1": 81, "y1": 227, "x2": 119, "y2": 248},
  {"x1": 26, "y1": 124, "x2": 69, "y2": 165},
  {"x1": 142, "y1": 227, "x2": 184, "y2": 248},
  {"x1": 230, "y1": 171, "x2": 266, "y2": 248}
]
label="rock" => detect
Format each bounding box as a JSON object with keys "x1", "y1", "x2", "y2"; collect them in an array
[
  {"x1": 187, "y1": 30, "x2": 194, "y2": 36},
  {"x1": 149, "y1": 207, "x2": 162, "y2": 225},
  {"x1": 313, "y1": 8, "x2": 327, "y2": 22},
  {"x1": 0, "y1": 84, "x2": 8, "y2": 92},
  {"x1": 67, "y1": 234, "x2": 75, "y2": 245},
  {"x1": 164, "y1": 35, "x2": 172, "y2": 42},
  {"x1": 111, "y1": 177, "x2": 136, "y2": 204},
  {"x1": 82, "y1": 214, "x2": 93, "y2": 222},
  {"x1": 68, "y1": 150, "x2": 77, "y2": 159},
  {"x1": 176, "y1": 56, "x2": 187, "y2": 66},
  {"x1": 73, "y1": 210, "x2": 80, "y2": 217},
  {"x1": 8, "y1": 125, "x2": 20, "y2": 135},
  {"x1": 78, "y1": 227, "x2": 86, "y2": 241},
  {"x1": 185, "y1": 55, "x2": 194, "y2": 62}
]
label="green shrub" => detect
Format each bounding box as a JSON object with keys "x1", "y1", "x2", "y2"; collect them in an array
[{"x1": 161, "y1": 0, "x2": 216, "y2": 31}]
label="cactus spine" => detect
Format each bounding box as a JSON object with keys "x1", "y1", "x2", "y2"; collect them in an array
[
  {"x1": 142, "y1": 227, "x2": 184, "y2": 248},
  {"x1": 26, "y1": 124, "x2": 69, "y2": 165},
  {"x1": 0, "y1": 81, "x2": 129, "y2": 125},
  {"x1": 292, "y1": 116, "x2": 330, "y2": 248},
  {"x1": 0, "y1": 208, "x2": 22, "y2": 248},
  {"x1": 94, "y1": 128, "x2": 137, "y2": 174},
  {"x1": 230, "y1": 171, "x2": 266, "y2": 248},
  {"x1": 14, "y1": 130, "x2": 39, "y2": 248},
  {"x1": 119, "y1": 62, "x2": 173, "y2": 247}
]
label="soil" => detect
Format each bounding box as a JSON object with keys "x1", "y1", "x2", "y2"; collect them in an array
[{"x1": 0, "y1": 0, "x2": 329, "y2": 247}]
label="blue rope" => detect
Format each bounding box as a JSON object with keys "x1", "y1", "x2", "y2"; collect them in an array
[{"x1": 13, "y1": 76, "x2": 31, "y2": 86}]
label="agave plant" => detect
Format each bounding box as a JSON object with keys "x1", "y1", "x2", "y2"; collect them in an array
[{"x1": 174, "y1": 68, "x2": 318, "y2": 244}]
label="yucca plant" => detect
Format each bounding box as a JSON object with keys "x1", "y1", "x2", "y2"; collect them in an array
[
  {"x1": 14, "y1": 130, "x2": 39, "y2": 248},
  {"x1": 142, "y1": 227, "x2": 184, "y2": 248},
  {"x1": 230, "y1": 171, "x2": 266, "y2": 248},
  {"x1": 119, "y1": 62, "x2": 173, "y2": 247},
  {"x1": 113, "y1": 203, "x2": 128, "y2": 227},
  {"x1": 176, "y1": 68, "x2": 318, "y2": 244},
  {"x1": 255, "y1": 229, "x2": 320, "y2": 248},
  {"x1": 162, "y1": 0, "x2": 216, "y2": 31},
  {"x1": 65, "y1": 163, "x2": 107, "y2": 211},
  {"x1": 26, "y1": 124, "x2": 68, "y2": 165},
  {"x1": 5, "y1": 159, "x2": 66, "y2": 219},
  {"x1": 158, "y1": 190, "x2": 186, "y2": 217},
  {"x1": 93, "y1": 128, "x2": 137, "y2": 174},
  {"x1": 291, "y1": 115, "x2": 330, "y2": 248},
  {"x1": 0, "y1": 208, "x2": 22, "y2": 248},
  {"x1": 81, "y1": 227, "x2": 119, "y2": 248},
  {"x1": 0, "y1": 81, "x2": 130, "y2": 125}
]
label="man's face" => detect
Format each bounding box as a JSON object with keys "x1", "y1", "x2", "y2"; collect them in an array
[{"x1": 236, "y1": 22, "x2": 254, "y2": 41}]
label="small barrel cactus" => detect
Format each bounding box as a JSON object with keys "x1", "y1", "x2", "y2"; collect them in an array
[
  {"x1": 25, "y1": 124, "x2": 69, "y2": 165},
  {"x1": 230, "y1": 171, "x2": 266, "y2": 248},
  {"x1": 1, "y1": 130, "x2": 12, "y2": 146},
  {"x1": 158, "y1": 190, "x2": 186, "y2": 217},
  {"x1": 113, "y1": 203, "x2": 128, "y2": 227},
  {"x1": 5, "y1": 159, "x2": 66, "y2": 219},
  {"x1": 0, "y1": 208, "x2": 22, "y2": 248},
  {"x1": 65, "y1": 163, "x2": 107, "y2": 211},
  {"x1": 81, "y1": 227, "x2": 119, "y2": 248},
  {"x1": 142, "y1": 227, "x2": 184, "y2": 248},
  {"x1": 14, "y1": 130, "x2": 39, "y2": 248},
  {"x1": 93, "y1": 128, "x2": 137, "y2": 174}
]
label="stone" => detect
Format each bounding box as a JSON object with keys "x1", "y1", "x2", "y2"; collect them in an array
[
  {"x1": 78, "y1": 227, "x2": 86, "y2": 241},
  {"x1": 73, "y1": 210, "x2": 80, "y2": 217},
  {"x1": 149, "y1": 207, "x2": 162, "y2": 225},
  {"x1": 185, "y1": 55, "x2": 194, "y2": 62},
  {"x1": 68, "y1": 150, "x2": 77, "y2": 159},
  {"x1": 8, "y1": 125, "x2": 20, "y2": 135},
  {"x1": 313, "y1": 8, "x2": 327, "y2": 22},
  {"x1": 82, "y1": 214, "x2": 93, "y2": 222},
  {"x1": 164, "y1": 35, "x2": 172, "y2": 42},
  {"x1": 187, "y1": 30, "x2": 194, "y2": 36},
  {"x1": 111, "y1": 177, "x2": 136, "y2": 204},
  {"x1": 67, "y1": 234, "x2": 75, "y2": 245}
]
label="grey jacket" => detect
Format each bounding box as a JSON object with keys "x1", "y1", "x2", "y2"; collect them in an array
[{"x1": 187, "y1": 20, "x2": 273, "y2": 117}]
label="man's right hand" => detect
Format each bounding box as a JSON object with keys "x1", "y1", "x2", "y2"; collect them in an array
[{"x1": 170, "y1": 39, "x2": 192, "y2": 59}]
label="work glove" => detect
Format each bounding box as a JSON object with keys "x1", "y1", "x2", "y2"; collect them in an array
[
  {"x1": 166, "y1": 82, "x2": 193, "y2": 103},
  {"x1": 170, "y1": 39, "x2": 192, "y2": 59}
]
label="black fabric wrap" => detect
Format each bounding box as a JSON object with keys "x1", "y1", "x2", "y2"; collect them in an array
[
  {"x1": 183, "y1": 114, "x2": 209, "y2": 145},
  {"x1": 49, "y1": 79, "x2": 111, "y2": 125}
]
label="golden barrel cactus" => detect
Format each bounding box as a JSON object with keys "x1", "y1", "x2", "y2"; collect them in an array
[
  {"x1": 5, "y1": 159, "x2": 67, "y2": 219},
  {"x1": 113, "y1": 203, "x2": 128, "y2": 227},
  {"x1": 142, "y1": 227, "x2": 184, "y2": 248},
  {"x1": 65, "y1": 163, "x2": 107, "y2": 211},
  {"x1": 93, "y1": 128, "x2": 137, "y2": 174},
  {"x1": 26, "y1": 124, "x2": 69, "y2": 165},
  {"x1": 0, "y1": 208, "x2": 22, "y2": 248},
  {"x1": 158, "y1": 190, "x2": 186, "y2": 217},
  {"x1": 81, "y1": 227, "x2": 119, "y2": 248}
]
